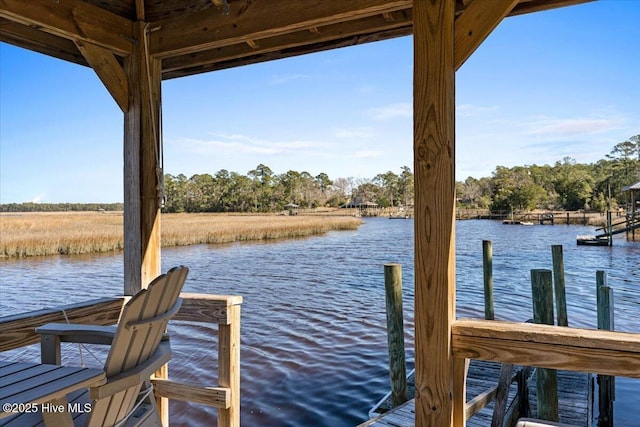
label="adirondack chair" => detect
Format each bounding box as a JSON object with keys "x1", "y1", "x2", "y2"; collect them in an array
[{"x1": 1, "y1": 266, "x2": 188, "y2": 427}]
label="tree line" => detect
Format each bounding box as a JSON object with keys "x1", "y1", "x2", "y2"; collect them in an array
[
  {"x1": 0, "y1": 202, "x2": 124, "y2": 213},
  {"x1": 162, "y1": 165, "x2": 414, "y2": 213},
  {"x1": 1, "y1": 135, "x2": 637, "y2": 214},
  {"x1": 458, "y1": 135, "x2": 639, "y2": 212}
]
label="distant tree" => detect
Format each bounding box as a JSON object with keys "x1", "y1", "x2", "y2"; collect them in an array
[
  {"x1": 248, "y1": 164, "x2": 274, "y2": 212},
  {"x1": 373, "y1": 171, "x2": 400, "y2": 207},
  {"x1": 163, "y1": 174, "x2": 188, "y2": 213},
  {"x1": 552, "y1": 157, "x2": 594, "y2": 210},
  {"x1": 398, "y1": 166, "x2": 414, "y2": 206},
  {"x1": 606, "y1": 135, "x2": 640, "y2": 197},
  {"x1": 490, "y1": 166, "x2": 546, "y2": 212}
]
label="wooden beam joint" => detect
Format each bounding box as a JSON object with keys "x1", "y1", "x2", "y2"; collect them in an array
[
  {"x1": 75, "y1": 40, "x2": 129, "y2": 112},
  {"x1": 454, "y1": 0, "x2": 518, "y2": 70}
]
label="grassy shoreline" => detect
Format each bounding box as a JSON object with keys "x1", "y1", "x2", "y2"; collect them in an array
[{"x1": 0, "y1": 212, "x2": 362, "y2": 258}]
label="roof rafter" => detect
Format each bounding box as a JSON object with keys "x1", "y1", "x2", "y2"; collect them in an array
[
  {"x1": 162, "y1": 10, "x2": 412, "y2": 78},
  {"x1": 0, "y1": 18, "x2": 86, "y2": 65},
  {"x1": 0, "y1": 0, "x2": 133, "y2": 56},
  {"x1": 150, "y1": 0, "x2": 412, "y2": 58}
]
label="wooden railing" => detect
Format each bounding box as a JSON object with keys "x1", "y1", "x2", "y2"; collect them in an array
[
  {"x1": 451, "y1": 319, "x2": 640, "y2": 425},
  {"x1": 0, "y1": 293, "x2": 242, "y2": 427}
]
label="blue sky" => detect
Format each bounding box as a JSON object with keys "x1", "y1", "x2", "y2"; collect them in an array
[{"x1": 1, "y1": 1, "x2": 638, "y2": 203}]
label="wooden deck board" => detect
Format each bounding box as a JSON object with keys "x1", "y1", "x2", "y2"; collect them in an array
[{"x1": 360, "y1": 360, "x2": 592, "y2": 427}]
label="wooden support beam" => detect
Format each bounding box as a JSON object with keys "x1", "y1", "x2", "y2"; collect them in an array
[
  {"x1": 452, "y1": 319, "x2": 640, "y2": 378},
  {"x1": 75, "y1": 40, "x2": 129, "y2": 113},
  {"x1": 0, "y1": 18, "x2": 87, "y2": 66},
  {"x1": 0, "y1": 0, "x2": 133, "y2": 56},
  {"x1": 510, "y1": 0, "x2": 593, "y2": 16},
  {"x1": 150, "y1": 0, "x2": 411, "y2": 58},
  {"x1": 123, "y1": 21, "x2": 162, "y2": 295},
  {"x1": 161, "y1": 12, "x2": 412, "y2": 77},
  {"x1": 413, "y1": 0, "x2": 456, "y2": 425},
  {"x1": 122, "y1": 26, "x2": 167, "y2": 421},
  {"x1": 454, "y1": 0, "x2": 518, "y2": 70}
]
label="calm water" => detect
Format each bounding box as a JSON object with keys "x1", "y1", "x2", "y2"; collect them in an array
[{"x1": 1, "y1": 218, "x2": 638, "y2": 426}]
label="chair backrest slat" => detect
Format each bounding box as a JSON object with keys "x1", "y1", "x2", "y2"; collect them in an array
[
  {"x1": 104, "y1": 267, "x2": 187, "y2": 377},
  {"x1": 87, "y1": 266, "x2": 188, "y2": 427}
]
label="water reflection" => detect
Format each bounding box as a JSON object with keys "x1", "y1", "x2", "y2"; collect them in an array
[{"x1": 1, "y1": 218, "x2": 638, "y2": 426}]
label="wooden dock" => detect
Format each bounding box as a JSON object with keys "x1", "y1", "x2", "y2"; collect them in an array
[{"x1": 360, "y1": 360, "x2": 592, "y2": 427}]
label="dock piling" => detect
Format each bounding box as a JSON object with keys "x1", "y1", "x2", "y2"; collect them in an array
[
  {"x1": 596, "y1": 271, "x2": 615, "y2": 427},
  {"x1": 383, "y1": 263, "x2": 407, "y2": 407},
  {"x1": 482, "y1": 240, "x2": 495, "y2": 320},
  {"x1": 531, "y1": 269, "x2": 559, "y2": 422},
  {"x1": 551, "y1": 245, "x2": 569, "y2": 327}
]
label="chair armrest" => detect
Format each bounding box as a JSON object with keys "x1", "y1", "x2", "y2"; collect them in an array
[
  {"x1": 36, "y1": 323, "x2": 117, "y2": 345},
  {"x1": 36, "y1": 324, "x2": 117, "y2": 364},
  {"x1": 89, "y1": 341, "x2": 172, "y2": 400}
]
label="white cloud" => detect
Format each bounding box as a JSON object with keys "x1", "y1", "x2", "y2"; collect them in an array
[
  {"x1": 456, "y1": 104, "x2": 499, "y2": 117},
  {"x1": 268, "y1": 73, "x2": 312, "y2": 85},
  {"x1": 523, "y1": 117, "x2": 625, "y2": 138},
  {"x1": 354, "y1": 150, "x2": 384, "y2": 158},
  {"x1": 369, "y1": 102, "x2": 412, "y2": 120},
  {"x1": 170, "y1": 134, "x2": 333, "y2": 157},
  {"x1": 334, "y1": 127, "x2": 375, "y2": 139},
  {"x1": 455, "y1": 111, "x2": 631, "y2": 179}
]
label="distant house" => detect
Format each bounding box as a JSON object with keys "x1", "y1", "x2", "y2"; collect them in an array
[
  {"x1": 283, "y1": 203, "x2": 299, "y2": 215},
  {"x1": 622, "y1": 180, "x2": 640, "y2": 212}
]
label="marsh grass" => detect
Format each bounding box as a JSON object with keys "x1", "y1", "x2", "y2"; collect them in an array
[{"x1": 0, "y1": 212, "x2": 362, "y2": 258}]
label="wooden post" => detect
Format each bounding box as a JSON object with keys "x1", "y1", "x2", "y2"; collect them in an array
[
  {"x1": 124, "y1": 21, "x2": 165, "y2": 424},
  {"x1": 530, "y1": 269, "x2": 559, "y2": 422},
  {"x1": 124, "y1": 21, "x2": 163, "y2": 296},
  {"x1": 413, "y1": 0, "x2": 456, "y2": 425},
  {"x1": 596, "y1": 271, "x2": 615, "y2": 427},
  {"x1": 219, "y1": 304, "x2": 241, "y2": 427},
  {"x1": 607, "y1": 210, "x2": 613, "y2": 246},
  {"x1": 551, "y1": 245, "x2": 568, "y2": 327},
  {"x1": 482, "y1": 240, "x2": 495, "y2": 320},
  {"x1": 384, "y1": 263, "x2": 408, "y2": 407}
]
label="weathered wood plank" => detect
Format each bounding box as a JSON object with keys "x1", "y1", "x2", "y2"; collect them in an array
[
  {"x1": 175, "y1": 293, "x2": 243, "y2": 325},
  {"x1": 0, "y1": 298, "x2": 124, "y2": 352},
  {"x1": 151, "y1": 378, "x2": 230, "y2": 408},
  {"x1": 0, "y1": 0, "x2": 133, "y2": 55},
  {"x1": 454, "y1": 0, "x2": 518, "y2": 70},
  {"x1": 162, "y1": 11, "x2": 412, "y2": 76},
  {"x1": 452, "y1": 320, "x2": 640, "y2": 378},
  {"x1": 0, "y1": 18, "x2": 86, "y2": 66},
  {"x1": 150, "y1": 0, "x2": 411, "y2": 58},
  {"x1": 413, "y1": 0, "x2": 456, "y2": 425}
]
